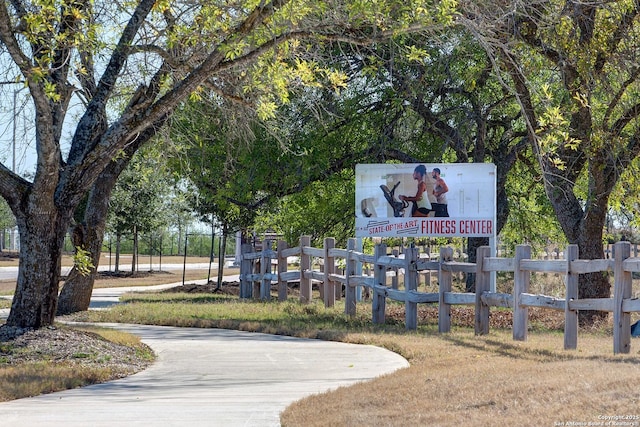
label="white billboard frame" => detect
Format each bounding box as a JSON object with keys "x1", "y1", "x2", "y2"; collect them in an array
[{"x1": 355, "y1": 163, "x2": 497, "y2": 240}]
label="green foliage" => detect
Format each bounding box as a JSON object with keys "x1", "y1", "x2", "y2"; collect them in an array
[
  {"x1": 254, "y1": 170, "x2": 355, "y2": 247},
  {"x1": 0, "y1": 0, "x2": 463, "y2": 331},
  {"x1": 470, "y1": 0, "x2": 640, "y2": 250},
  {"x1": 0, "y1": 199, "x2": 15, "y2": 231},
  {"x1": 500, "y1": 161, "x2": 566, "y2": 253},
  {"x1": 168, "y1": 97, "x2": 261, "y2": 234},
  {"x1": 168, "y1": 24, "x2": 537, "y2": 251},
  {"x1": 607, "y1": 157, "x2": 640, "y2": 243},
  {"x1": 72, "y1": 246, "x2": 95, "y2": 276},
  {"x1": 107, "y1": 147, "x2": 172, "y2": 238}
]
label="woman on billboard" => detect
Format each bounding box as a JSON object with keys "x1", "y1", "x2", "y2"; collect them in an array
[{"x1": 400, "y1": 165, "x2": 433, "y2": 217}]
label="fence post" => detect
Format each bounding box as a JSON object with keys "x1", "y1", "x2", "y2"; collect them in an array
[
  {"x1": 252, "y1": 252, "x2": 261, "y2": 300},
  {"x1": 391, "y1": 249, "x2": 399, "y2": 289},
  {"x1": 405, "y1": 245, "x2": 419, "y2": 330},
  {"x1": 335, "y1": 271, "x2": 343, "y2": 301},
  {"x1": 513, "y1": 244, "x2": 531, "y2": 341},
  {"x1": 277, "y1": 240, "x2": 288, "y2": 301},
  {"x1": 259, "y1": 240, "x2": 271, "y2": 301},
  {"x1": 438, "y1": 246, "x2": 454, "y2": 333},
  {"x1": 613, "y1": 241, "x2": 632, "y2": 354},
  {"x1": 355, "y1": 238, "x2": 363, "y2": 302},
  {"x1": 475, "y1": 246, "x2": 491, "y2": 335},
  {"x1": 323, "y1": 237, "x2": 336, "y2": 308},
  {"x1": 345, "y1": 238, "x2": 357, "y2": 316},
  {"x1": 239, "y1": 243, "x2": 253, "y2": 299},
  {"x1": 372, "y1": 243, "x2": 387, "y2": 324},
  {"x1": 564, "y1": 244, "x2": 579, "y2": 350},
  {"x1": 418, "y1": 246, "x2": 431, "y2": 288},
  {"x1": 299, "y1": 235, "x2": 312, "y2": 303}
]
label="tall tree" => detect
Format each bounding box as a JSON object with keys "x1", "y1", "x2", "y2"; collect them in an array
[
  {"x1": 378, "y1": 32, "x2": 529, "y2": 286},
  {"x1": 0, "y1": 0, "x2": 453, "y2": 328},
  {"x1": 107, "y1": 149, "x2": 170, "y2": 271},
  {"x1": 460, "y1": 0, "x2": 640, "y2": 319},
  {"x1": 321, "y1": 30, "x2": 531, "y2": 288}
]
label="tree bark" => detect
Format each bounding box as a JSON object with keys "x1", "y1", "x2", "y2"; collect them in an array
[
  {"x1": 115, "y1": 235, "x2": 121, "y2": 272},
  {"x1": 575, "y1": 176, "x2": 611, "y2": 324},
  {"x1": 56, "y1": 175, "x2": 115, "y2": 315},
  {"x1": 216, "y1": 223, "x2": 229, "y2": 290},
  {"x1": 6, "y1": 207, "x2": 69, "y2": 328},
  {"x1": 56, "y1": 223, "x2": 102, "y2": 316},
  {"x1": 132, "y1": 225, "x2": 138, "y2": 272}
]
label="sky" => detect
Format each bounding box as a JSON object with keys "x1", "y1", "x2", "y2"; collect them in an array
[
  {"x1": 0, "y1": 86, "x2": 34, "y2": 176},
  {"x1": 0, "y1": 86, "x2": 78, "y2": 178}
]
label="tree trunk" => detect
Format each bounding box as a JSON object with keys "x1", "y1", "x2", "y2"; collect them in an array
[
  {"x1": 216, "y1": 223, "x2": 228, "y2": 290},
  {"x1": 57, "y1": 166, "x2": 119, "y2": 315},
  {"x1": 550, "y1": 193, "x2": 611, "y2": 324},
  {"x1": 115, "y1": 234, "x2": 121, "y2": 272},
  {"x1": 56, "y1": 227, "x2": 100, "y2": 315},
  {"x1": 132, "y1": 225, "x2": 138, "y2": 272},
  {"x1": 6, "y1": 209, "x2": 69, "y2": 328},
  {"x1": 465, "y1": 237, "x2": 490, "y2": 292},
  {"x1": 542, "y1": 153, "x2": 612, "y2": 324},
  {"x1": 178, "y1": 225, "x2": 184, "y2": 256},
  {"x1": 56, "y1": 223, "x2": 103, "y2": 316},
  {"x1": 502, "y1": 50, "x2": 612, "y2": 326},
  {"x1": 576, "y1": 196, "x2": 610, "y2": 324}
]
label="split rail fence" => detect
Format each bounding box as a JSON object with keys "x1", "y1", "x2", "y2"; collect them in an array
[{"x1": 239, "y1": 237, "x2": 640, "y2": 354}]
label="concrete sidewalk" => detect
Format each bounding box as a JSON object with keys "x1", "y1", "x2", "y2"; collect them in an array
[
  {"x1": 0, "y1": 282, "x2": 409, "y2": 426},
  {"x1": 0, "y1": 324, "x2": 408, "y2": 426}
]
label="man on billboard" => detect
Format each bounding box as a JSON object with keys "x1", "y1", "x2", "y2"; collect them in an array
[{"x1": 431, "y1": 167, "x2": 449, "y2": 217}]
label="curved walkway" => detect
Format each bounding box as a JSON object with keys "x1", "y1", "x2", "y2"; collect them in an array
[{"x1": 0, "y1": 283, "x2": 409, "y2": 426}]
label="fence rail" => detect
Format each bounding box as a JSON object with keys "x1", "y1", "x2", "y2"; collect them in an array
[{"x1": 239, "y1": 237, "x2": 639, "y2": 354}]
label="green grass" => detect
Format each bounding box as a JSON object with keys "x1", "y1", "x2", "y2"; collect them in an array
[
  {"x1": 70, "y1": 289, "x2": 640, "y2": 427},
  {"x1": 4, "y1": 284, "x2": 639, "y2": 426},
  {"x1": 75, "y1": 292, "x2": 418, "y2": 346}
]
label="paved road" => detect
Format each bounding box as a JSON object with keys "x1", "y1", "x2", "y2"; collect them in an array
[
  {"x1": 0, "y1": 281, "x2": 409, "y2": 426},
  {"x1": 0, "y1": 262, "x2": 215, "y2": 281}
]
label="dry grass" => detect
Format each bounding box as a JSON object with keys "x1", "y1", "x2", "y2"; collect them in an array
[
  {"x1": 281, "y1": 330, "x2": 640, "y2": 426},
  {"x1": 0, "y1": 363, "x2": 116, "y2": 401},
  {"x1": 0, "y1": 325, "x2": 154, "y2": 402},
  {"x1": 71, "y1": 281, "x2": 640, "y2": 426},
  {"x1": 3, "y1": 259, "x2": 640, "y2": 425},
  {"x1": 279, "y1": 277, "x2": 640, "y2": 426}
]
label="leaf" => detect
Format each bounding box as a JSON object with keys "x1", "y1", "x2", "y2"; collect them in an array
[{"x1": 73, "y1": 246, "x2": 95, "y2": 276}]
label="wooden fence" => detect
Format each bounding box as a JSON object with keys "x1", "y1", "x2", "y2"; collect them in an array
[{"x1": 239, "y1": 237, "x2": 640, "y2": 354}]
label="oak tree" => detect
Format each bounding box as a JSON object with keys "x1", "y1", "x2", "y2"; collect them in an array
[
  {"x1": 0, "y1": 0, "x2": 451, "y2": 327},
  {"x1": 461, "y1": 0, "x2": 640, "y2": 317}
]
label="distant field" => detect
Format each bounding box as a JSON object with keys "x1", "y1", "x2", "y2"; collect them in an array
[
  {"x1": 0, "y1": 254, "x2": 238, "y2": 295},
  {"x1": 0, "y1": 251, "x2": 220, "y2": 268}
]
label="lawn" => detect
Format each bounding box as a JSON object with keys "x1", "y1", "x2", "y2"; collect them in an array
[
  {"x1": 72, "y1": 286, "x2": 640, "y2": 427},
  {"x1": 1, "y1": 262, "x2": 639, "y2": 426}
]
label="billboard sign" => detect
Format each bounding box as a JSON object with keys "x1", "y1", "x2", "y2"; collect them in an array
[{"x1": 355, "y1": 163, "x2": 496, "y2": 238}]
